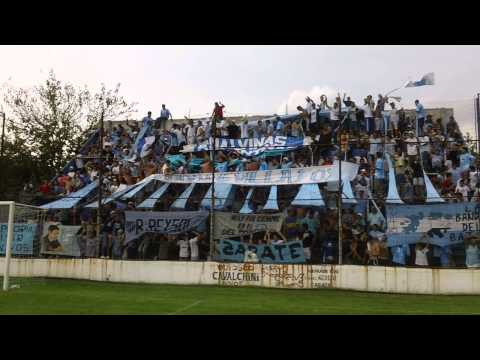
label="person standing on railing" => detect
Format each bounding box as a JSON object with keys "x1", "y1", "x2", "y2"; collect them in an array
[
  {"x1": 142, "y1": 111, "x2": 154, "y2": 128},
  {"x1": 374, "y1": 94, "x2": 387, "y2": 134},
  {"x1": 388, "y1": 102, "x2": 399, "y2": 136},
  {"x1": 304, "y1": 96, "x2": 316, "y2": 132},
  {"x1": 240, "y1": 119, "x2": 249, "y2": 139},
  {"x1": 157, "y1": 104, "x2": 172, "y2": 131},
  {"x1": 213, "y1": 101, "x2": 225, "y2": 123},
  {"x1": 414, "y1": 100, "x2": 426, "y2": 137},
  {"x1": 275, "y1": 116, "x2": 285, "y2": 136},
  {"x1": 362, "y1": 97, "x2": 375, "y2": 135}
]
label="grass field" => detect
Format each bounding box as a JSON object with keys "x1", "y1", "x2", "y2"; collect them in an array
[{"x1": 1, "y1": 277, "x2": 480, "y2": 314}]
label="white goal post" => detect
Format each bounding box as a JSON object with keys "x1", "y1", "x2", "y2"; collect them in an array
[
  {"x1": 2, "y1": 201, "x2": 15, "y2": 291},
  {"x1": 1, "y1": 201, "x2": 47, "y2": 291}
]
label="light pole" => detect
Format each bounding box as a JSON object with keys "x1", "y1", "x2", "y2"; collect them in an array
[
  {"x1": 1, "y1": 111, "x2": 6, "y2": 159},
  {"x1": 0, "y1": 111, "x2": 6, "y2": 200},
  {"x1": 96, "y1": 109, "x2": 105, "y2": 247},
  {"x1": 338, "y1": 154, "x2": 343, "y2": 265},
  {"x1": 337, "y1": 103, "x2": 345, "y2": 265},
  {"x1": 209, "y1": 112, "x2": 217, "y2": 260},
  {"x1": 475, "y1": 93, "x2": 480, "y2": 154}
]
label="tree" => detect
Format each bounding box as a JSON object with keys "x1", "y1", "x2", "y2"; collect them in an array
[
  {"x1": 1, "y1": 70, "x2": 137, "y2": 198},
  {"x1": 0, "y1": 135, "x2": 41, "y2": 201}
]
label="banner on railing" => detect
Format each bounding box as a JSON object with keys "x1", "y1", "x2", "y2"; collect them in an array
[
  {"x1": 218, "y1": 239, "x2": 306, "y2": 263},
  {"x1": 181, "y1": 136, "x2": 312, "y2": 156},
  {"x1": 387, "y1": 202, "x2": 480, "y2": 247},
  {"x1": 41, "y1": 222, "x2": 82, "y2": 256},
  {"x1": 124, "y1": 211, "x2": 209, "y2": 243},
  {"x1": 0, "y1": 223, "x2": 38, "y2": 255},
  {"x1": 214, "y1": 212, "x2": 285, "y2": 239},
  {"x1": 152, "y1": 161, "x2": 358, "y2": 186}
]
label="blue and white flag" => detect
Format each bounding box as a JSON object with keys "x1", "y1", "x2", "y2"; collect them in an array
[
  {"x1": 404, "y1": 72, "x2": 435, "y2": 88},
  {"x1": 181, "y1": 136, "x2": 311, "y2": 157}
]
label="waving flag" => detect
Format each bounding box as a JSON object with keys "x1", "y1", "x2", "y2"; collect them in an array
[{"x1": 404, "y1": 72, "x2": 435, "y2": 88}]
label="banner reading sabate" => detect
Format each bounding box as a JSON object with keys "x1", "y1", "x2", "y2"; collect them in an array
[
  {"x1": 387, "y1": 202, "x2": 480, "y2": 247},
  {"x1": 124, "y1": 211, "x2": 209, "y2": 243},
  {"x1": 151, "y1": 161, "x2": 358, "y2": 186},
  {"x1": 218, "y1": 239, "x2": 306, "y2": 263},
  {"x1": 214, "y1": 212, "x2": 285, "y2": 239}
]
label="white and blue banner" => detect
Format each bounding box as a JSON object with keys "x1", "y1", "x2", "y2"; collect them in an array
[
  {"x1": 181, "y1": 136, "x2": 312, "y2": 156},
  {"x1": 124, "y1": 210, "x2": 209, "y2": 243},
  {"x1": 218, "y1": 239, "x2": 306, "y2": 264},
  {"x1": 0, "y1": 223, "x2": 38, "y2": 255},
  {"x1": 152, "y1": 161, "x2": 359, "y2": 186},
  {"x1": 387, "y1": 202, "x2": 480, "y2": 247},
  {"x1": 41, "y1": 222, "x2": 82, "y2": 257},
  {"x1": 214, "y1": 212, "x2": 285, "y2": 239}
]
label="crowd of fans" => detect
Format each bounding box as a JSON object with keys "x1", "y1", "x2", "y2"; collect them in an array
[{"x1": 29, "y1": 95, "x2": 480, "y2": 268}]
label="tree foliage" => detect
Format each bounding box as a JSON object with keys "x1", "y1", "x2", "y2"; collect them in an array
[{"x1": 1, "y1": 70, "x2": 137, "y2": 199}]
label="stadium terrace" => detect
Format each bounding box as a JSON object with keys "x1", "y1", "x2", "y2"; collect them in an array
[{"x1": 15, "y1": 95, "x2": 480, "y2": 269}]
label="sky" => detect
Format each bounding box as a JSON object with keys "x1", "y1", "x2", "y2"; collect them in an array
[{"x1": 0, "y1": 45, "x2": 479, "y2": 134}]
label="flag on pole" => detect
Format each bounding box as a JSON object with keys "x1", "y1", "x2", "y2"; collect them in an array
[{"x1": 404, "y1": 72, "x2": 435, "y2": 88}]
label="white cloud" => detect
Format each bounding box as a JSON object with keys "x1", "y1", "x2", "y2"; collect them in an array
[{"x1": 276, "y1": 85, "x2": 338, "y2": 115}]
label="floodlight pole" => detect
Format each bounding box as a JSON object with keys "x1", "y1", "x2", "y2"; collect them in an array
[
  {"x1": 1, "y1": 112, "x2": 5, "y2": 159},
  {"x1": 2, "y1": 201, "x2": 15, "y2": 291},
  {"x1": 475, "y1": 93, "x2": 480, "y2": 154},
  {"x1": 96, "y1": 109, "x2": 105, "y2": 247},
  {"x1": 0, "y1": 112, "x2": 5, "y2": 200},
  {"x1": 337, "y1": 106, "x2": 343, "y2": 265},
  {"x1": 209, "y1": 112, "x2": 216, "y2": 260}
]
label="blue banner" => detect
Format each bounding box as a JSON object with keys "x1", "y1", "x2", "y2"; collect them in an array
[
  {"x1": 386, "y1": 202, "x2": 480, "y2": 247},
  {"x1": 124, "y1": 210, "x2": 210, "y2": 243},
  {"x1": 0, "y1": 223, "x2": 38, "y2": 255},
  {"x1": 182, "y1": 136, "x2": 310, "y2": 157},
  {"x1": 218, "y1": 239, "x2": 306, "y2": 263}
]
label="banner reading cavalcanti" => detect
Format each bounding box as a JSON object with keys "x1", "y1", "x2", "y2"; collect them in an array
[
  {"x1": 152, "y1": 161, "x2": 358, "y2": 186},
  {"x1": 124, "y1": 211, "x2": 209, "y2": 243},
  {"x1": 214, "y1": 212, "x2": 285, "y2": 239},
  {"x1": 387, "y1": 202, "x2": 480, "y2": 247}
]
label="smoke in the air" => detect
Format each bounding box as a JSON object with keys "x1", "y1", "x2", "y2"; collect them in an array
[{"x1": 276, "y1": 85, "x2": 338, "y2": 115}]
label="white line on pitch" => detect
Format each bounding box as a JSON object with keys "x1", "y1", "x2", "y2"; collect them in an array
[{"x1": 168, "y1": 300, "x2": 203, "y2": 315}]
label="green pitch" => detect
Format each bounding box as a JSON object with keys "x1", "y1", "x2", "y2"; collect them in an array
[{"x1": 2, "y1": 277, "x2": 480, "y2": 314}]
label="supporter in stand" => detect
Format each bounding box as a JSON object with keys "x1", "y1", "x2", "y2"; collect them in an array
[
  {"x1": 414, "y1": 242, "x2": 430, "y2": 267},
  {"x1": 142, "y1": 111, "x2": 154, "y2": 127}
]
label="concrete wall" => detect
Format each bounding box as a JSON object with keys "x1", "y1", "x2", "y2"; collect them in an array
[{"x1": 2, "y1": 258, "x2": 480, "y2": 295}]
